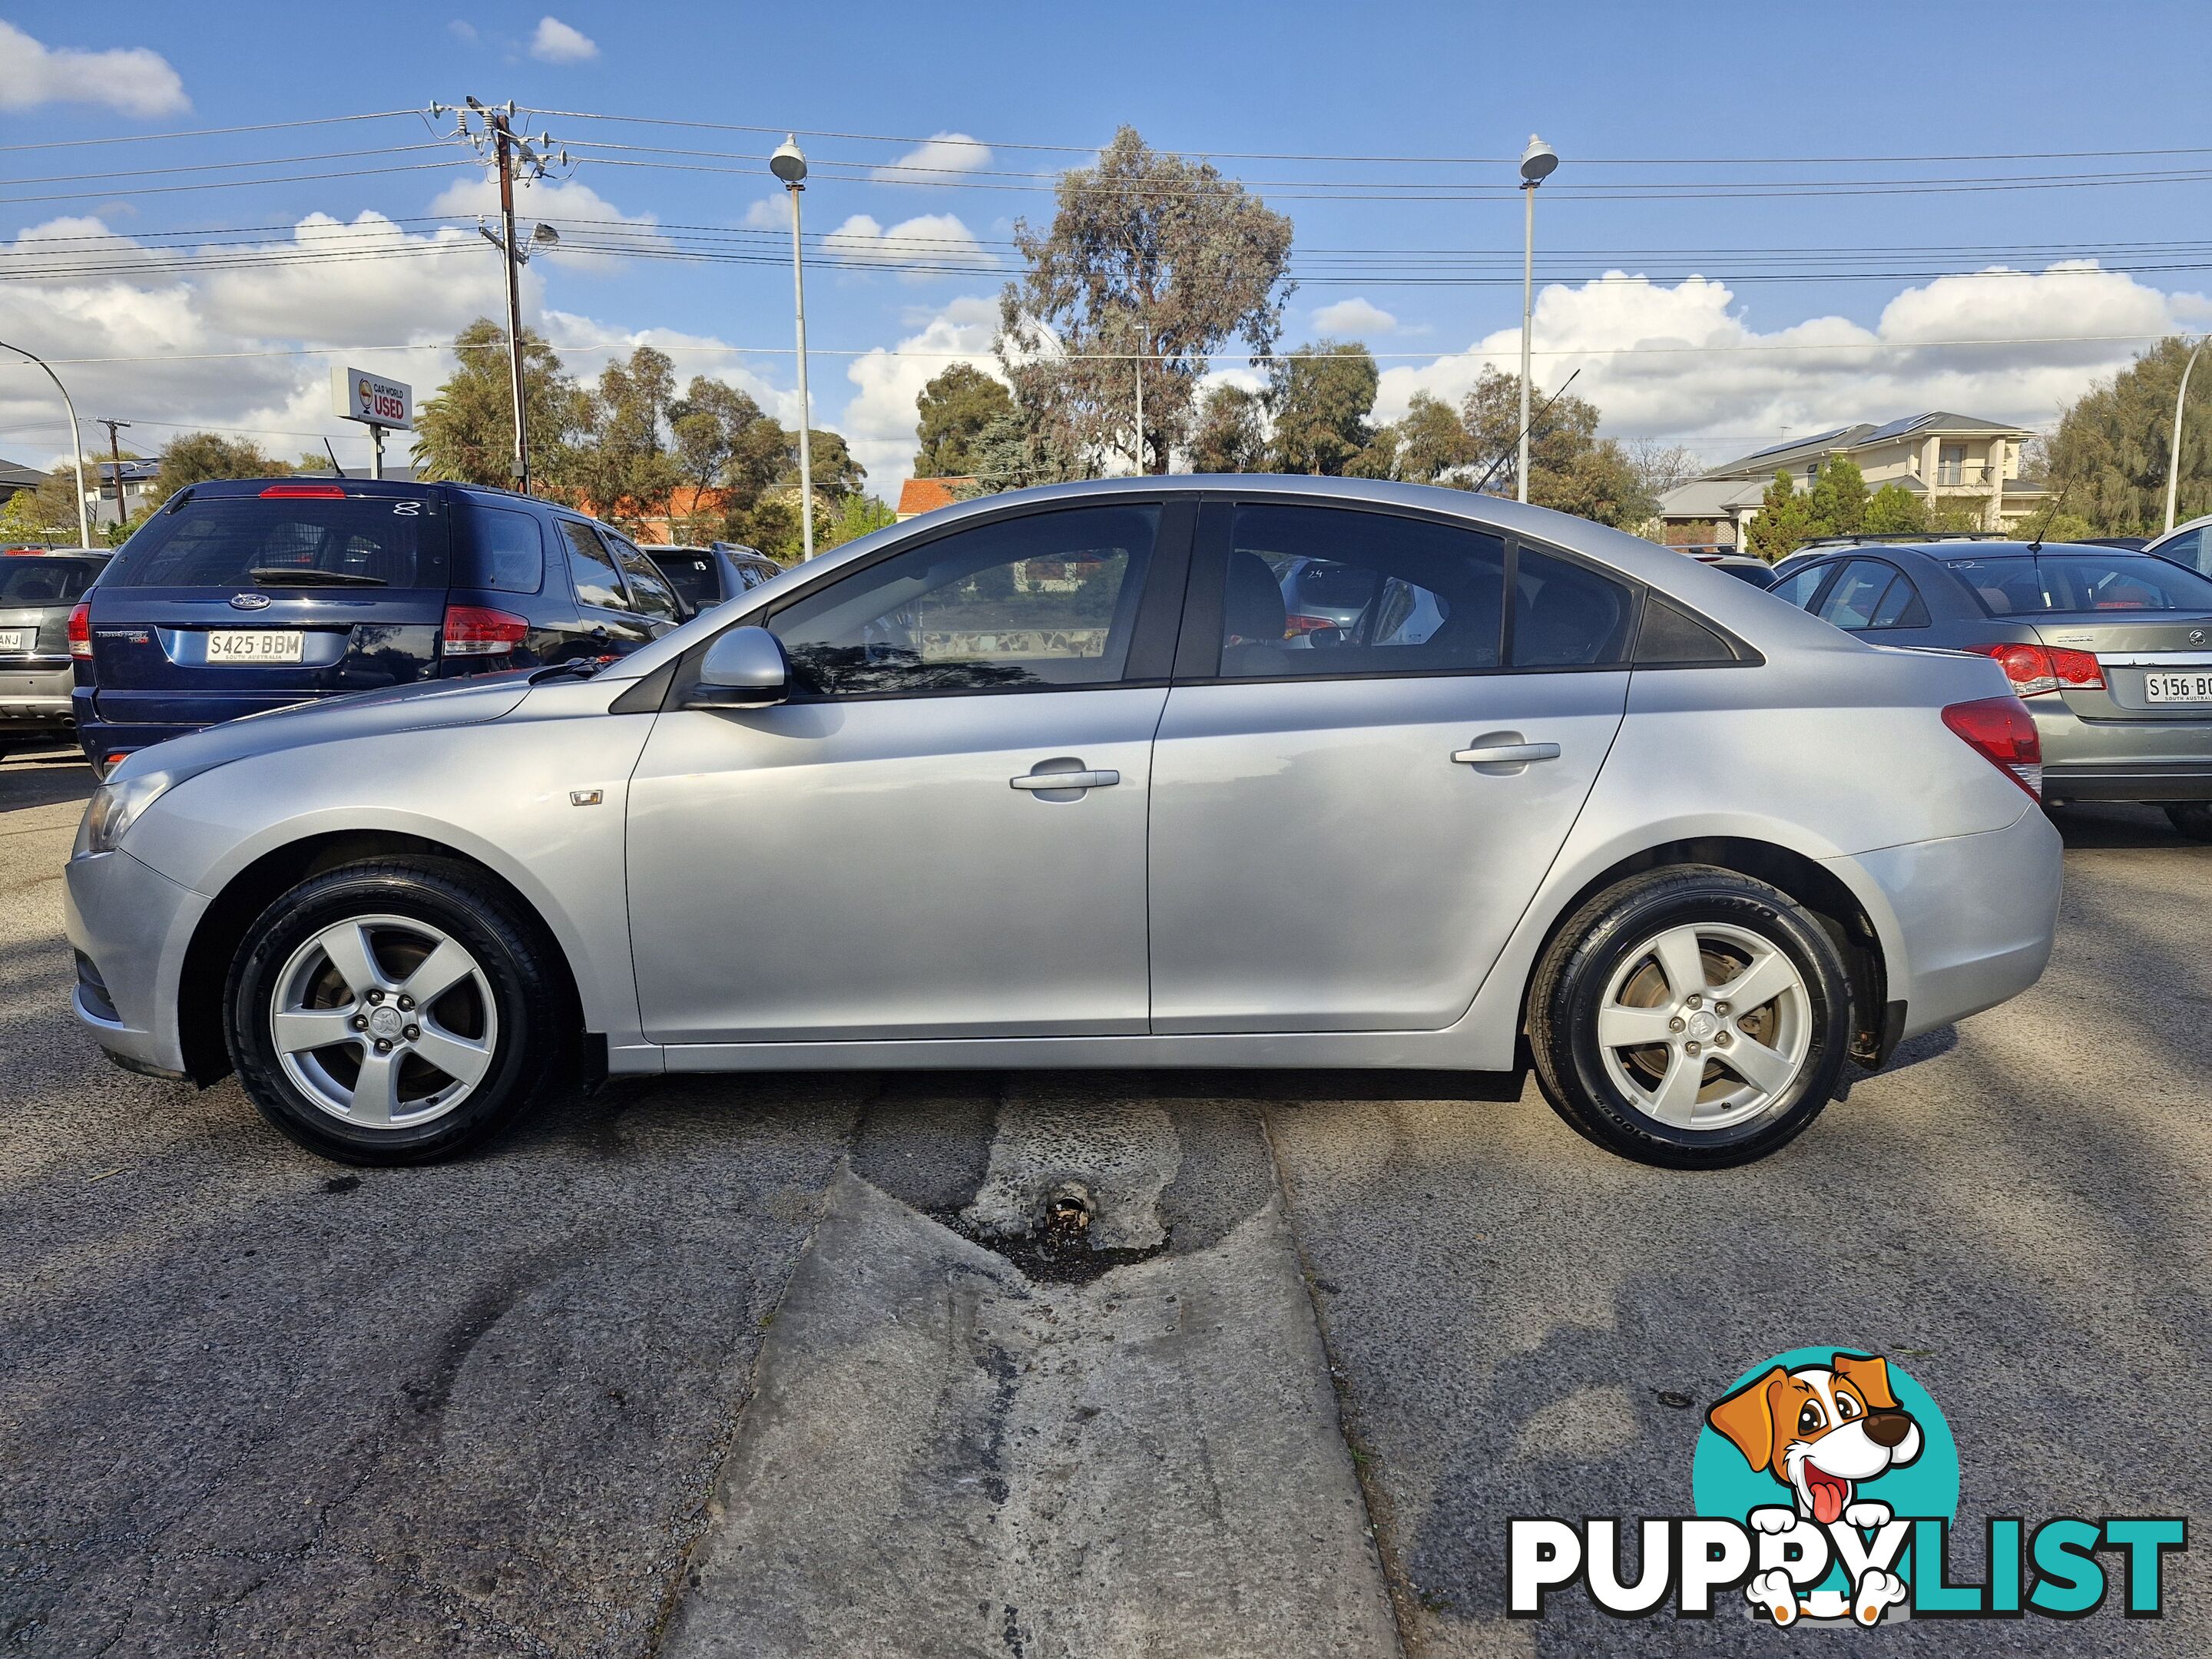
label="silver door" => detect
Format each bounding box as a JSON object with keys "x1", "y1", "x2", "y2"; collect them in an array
[
  {"x1": 1147, "y1": 502, "x2": 1631, "y2": 1033},
  {"x1": 625, "y1": 498, "x2": 1175, "y2": 1044}
]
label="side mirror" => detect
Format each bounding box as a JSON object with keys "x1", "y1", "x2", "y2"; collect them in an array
[{"x1": 686, "y1": 625, "x2": 790, "y2": 709}]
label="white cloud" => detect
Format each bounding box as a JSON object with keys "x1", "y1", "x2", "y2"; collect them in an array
[
  {"x1": 741, "y1": 197, "x2": 787, "y2": 231},
  {"x1": 819, "y1": 213, "x2": 993, "y2": 282},
  {"x1": 1376, "y1": 263, "x2": 2208, "y2": 457},
  {"x1": 448, "y1": 19, "x2": 479, "y2": 41},
  {"x1": 839, "y1": 296, "x2": 1003, "y2": 490},
  {"x1": 528, "y1": 15, "x2": 598, "y2": 62},
  {"x1": 426, "y1": 174, "x2": 666, "y2": 267},
  {"x1": 1310, "y1": 297, "x2": 1397, "y2": 337},
  {"x1": 871, "y1": 133, "x2": 992, "y2": 182},
  {"x1": 0, "y1": 22, "x2": 187, "y2": 117}
]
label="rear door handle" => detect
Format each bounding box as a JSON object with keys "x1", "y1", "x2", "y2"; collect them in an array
[
  {"x1": 1452, "y1": 742, "x2": 1560, "y2": 766},
  {"x1": 1011, "y1": 769, "x2": 1120, "y2": 791}
]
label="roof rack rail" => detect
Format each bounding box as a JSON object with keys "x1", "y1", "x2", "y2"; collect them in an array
[{"x1": 1794, "y1": 531, "x2": 2002, "y2": 548}]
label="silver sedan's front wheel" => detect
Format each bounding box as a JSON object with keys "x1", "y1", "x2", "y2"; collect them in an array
[
  {"x1": 1528, "y1": 866, "x2": 1853, "y2": 1167},
  {"x1": 270, "y1": 916, "x2": 499, "y2": 1129},
  {"x1": 227, "y1": 859, "x2": 568, "y2": 1164}
]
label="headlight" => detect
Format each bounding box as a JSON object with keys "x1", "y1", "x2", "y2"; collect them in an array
[{"x1": 73, "y1": 770, "x2": 175, "y2": 859}]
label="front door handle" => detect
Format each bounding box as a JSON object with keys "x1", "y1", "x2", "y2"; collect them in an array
[
  {"x1": 1452, "y1": 741, "x2": 1560, "y2": 766},
  {"x1": 1011, "y1": 768, "x2": 1120, "y2": 791}
]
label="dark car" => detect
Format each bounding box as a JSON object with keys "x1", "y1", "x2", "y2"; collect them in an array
[
  {"x1": 1685, "y1": 551, "x2": 1778, "y2": 588},
  {"x1": 0, "y1": 550, "x2": 108, "y2": 760},
  {"x1": 644, "y1": 541, "x2": 781, "y2": 612},
  {"x1": 71, "y1": 478, "x2": 687, "y2": 774},
  {"x1": 1770, "y1": 541, "x2": 2212, "y2": 838}
]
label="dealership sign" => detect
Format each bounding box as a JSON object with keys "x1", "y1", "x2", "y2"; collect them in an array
[{"x1": 330, "y1": 366, "x2": 413, "y2": 430}]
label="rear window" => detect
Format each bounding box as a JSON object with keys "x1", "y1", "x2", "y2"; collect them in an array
[
  {"x1": 103, "y1": 494, "x2": 451, "y2": 590},
  {"x1": 1952, "y1": 553, "x2": 2212, "y2": 615},
  {"x1": 0, "y1": 558, "x2": 98, "y2": 605},
  {"x1": 654, "y1": 551, "x2": 720, "y2": 610}
]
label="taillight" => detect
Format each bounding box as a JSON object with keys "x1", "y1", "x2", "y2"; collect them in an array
[
  {"x1": 1962, "y1": 641, "x2": 2103, "y2": 695},
  {"x1": 442, "y1": 604, "x2": 529, "y2": 657},
  {"x1": 1942, "y1": 695, "x2": 2043, "y2": 800},
  {"x1": 260, "y1": 484, "x2": 346, "y2": 498},
  {"x1": 68, "y1": 601, "x2": 91, "y2": 660},
  {"x1": 1284, "y1": 614, "x2": 1340, "y2": 636}
]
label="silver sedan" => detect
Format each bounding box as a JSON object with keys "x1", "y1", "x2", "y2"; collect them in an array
[{"x1": 65, "y1": 476, "x2": 2061, "y2": 1168}]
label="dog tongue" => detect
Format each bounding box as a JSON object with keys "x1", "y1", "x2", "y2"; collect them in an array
[{"x1": 1811, "y1": 1479, "x2": 1846, "y2": 1525}]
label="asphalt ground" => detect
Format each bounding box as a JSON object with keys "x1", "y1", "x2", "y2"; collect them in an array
[{"x1": 2, "y1": 743, "x2": 2207, "y2": 1656}]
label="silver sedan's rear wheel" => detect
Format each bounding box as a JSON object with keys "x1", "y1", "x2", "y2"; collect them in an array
[
  {"x1": 1595, "y1": 922, "x2": 1811, "y2": 1132},
  {"x1": 270, "y1": 916, "x2": 499, "y2": 1130},
  {"x1": 227, "y1": 858, "x2": 568, "y2": 1164},
  {"x1": 1528, "y1": 866, "x2": 1853, "y2": 1167}
]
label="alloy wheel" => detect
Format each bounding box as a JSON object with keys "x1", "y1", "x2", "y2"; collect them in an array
[
  {"x1": 269, "y1": 914, "x2": 498, "y2": 1129},
  {"x1": 1594, "y1": 922, "x2": 1811, "y2": 1131}
]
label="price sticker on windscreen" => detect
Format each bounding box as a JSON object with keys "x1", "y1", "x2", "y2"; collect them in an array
[{"x1": 329, "y1": 365, "x2": 414, "y2": 430}]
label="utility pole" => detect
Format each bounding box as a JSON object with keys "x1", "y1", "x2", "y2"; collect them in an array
[
  {"x1": 447, "y1": 98, "x2": 568, "y2": 497},
  {"x1": 1134, "y1": 353, "x2": 1144, "y2": 475},
  {"x1": 97, "y1": 419, "x2": 131, "y2": 534},
  {"x1": 0, "y1": 338, "x2": 91, "y2": 548},
  {"x1": 770, "y1": 137, "x2": 815, "y2": 558}
]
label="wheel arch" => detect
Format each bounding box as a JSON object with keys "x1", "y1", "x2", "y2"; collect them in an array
[
  {"x1": 177, "y1": 830, "x2": 588, "y2": 1086},
  {"x1": 1519, "y1": 835, "x2": 1896, "y2": 1068}
]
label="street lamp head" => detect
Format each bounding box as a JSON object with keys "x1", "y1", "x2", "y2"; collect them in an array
[
  {"x1": 1519, "y1": 134, "x2": 1559, "y2": 186},
  {"x1": 531, "y1": 221, "x2": 560, "y2": 247},
  {"x1": 770, "y1": 135, "x2": 809, "y2": 186}
]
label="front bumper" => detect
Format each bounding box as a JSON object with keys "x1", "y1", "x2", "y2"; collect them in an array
[
  {"x1": 63, "y1": 847, "x2": 208, "y2": 1077},
  {"x1": 1835, "y1": 806, "x2": 2063, "y2": 1044}
]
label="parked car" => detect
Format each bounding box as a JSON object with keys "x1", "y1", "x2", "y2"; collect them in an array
[
  {"x1": 2142, "y1": 514, "x2": 2212, "y2": 579},
  {"x1": 1767, "y1": 540, "x2": 2212, "y2": 838},
  {"x1": 1685, "y1": 552, "x2": 1779, "y2": 589},
  {"x1": 69, "y1": 478, "x2": 687, "y2": 776},
  {"x1": 644, "y1": 542, "x2": 782, "y2": 613},
  {"x1": 66, "y1": 477, "x2": 2059, "y2": 1172},
  {"x1": 0, "y1": 549, "x2": 107, "y2": 761}
]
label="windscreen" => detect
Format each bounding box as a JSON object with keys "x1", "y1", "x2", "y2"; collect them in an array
[
  {"x1": 1953, "y1": 551, "x2": 2212, "y2": 614},
  {"x1": 0, "y1": 558, "x2": 98, "y2": 605},
  {"x1": 102, "y1": 495, "x2": 451, "y2": 590}
]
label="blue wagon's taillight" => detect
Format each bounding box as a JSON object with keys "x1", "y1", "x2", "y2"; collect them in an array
[
  {"x1": 68, "y1": 601, "x2": 91, "y2": 660},
  {"x1": 442, "y1": 604, "x2": 529, "y2": 657}
]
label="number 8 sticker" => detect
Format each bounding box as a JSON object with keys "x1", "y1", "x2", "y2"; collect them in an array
[{"x1": 392, "y1": 501, "x2": 421, "y2": 515}]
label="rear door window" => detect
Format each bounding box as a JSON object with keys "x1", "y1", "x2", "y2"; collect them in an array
[
  {"x1": 558, "y1": 521, "x2": 629, "y2": 611},
  {"x1": 607, "y1": 534, "x2": 682, "y2": 621},
  {"x1": 103, "y1": 494, "x2": 450, "y2": 589},
  {"x1": 455, "y1": 503, "x2": 545, "y2": 594}
]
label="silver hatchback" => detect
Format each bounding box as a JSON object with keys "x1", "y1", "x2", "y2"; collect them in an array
[{"x1": 65, "y1": 478, "x2": 2061, "y2": 1168}]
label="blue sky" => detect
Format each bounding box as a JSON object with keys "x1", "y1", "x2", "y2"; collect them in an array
[{"x1": 5, "y1": 0, "x2": 2212, "y2": 492}]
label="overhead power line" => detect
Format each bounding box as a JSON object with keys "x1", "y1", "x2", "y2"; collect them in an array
[{"x1": 0, "y1": 109, "x2": 428, "y2": 154}]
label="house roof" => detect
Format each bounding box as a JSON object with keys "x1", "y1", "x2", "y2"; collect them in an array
[
  {"x1": 1656, "y1": 476, "x2": 1772, "y2": 518},
  {"x1": 0, "y1": 456, "x2": 49, "y2": 489},
  {"x1": 896, "y1": 476, "x2": 973, "y2": 518},
  {"x1": 1704, "y1": 411, "x2": 2038, "y2": 480}
]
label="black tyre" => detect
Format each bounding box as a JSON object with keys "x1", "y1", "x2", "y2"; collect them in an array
[
  {"x1": 2165, "y1": 802, "x2": 2212, "y2": 842},
  {"x1": 225, "y1": 858, "x2": 569, "y2": 1164},
  {"x1": 1527, "y1": 865, "x2": 1853, "y2": 1168}
]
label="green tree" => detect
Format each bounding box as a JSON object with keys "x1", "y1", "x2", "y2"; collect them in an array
[
  {"x1": 819, "y1": 492, "x2": 898, "y2": 552},
  {"x1": 1457, "y1": 366, "x2": 1605, "y2": 502},
  {"x1": 998, "y1": 126, "x2": 1294, "y2": 475},
  {"x1": 559, "y1": 345, "x2": 684, "y2": 532},
  {"x1": 1187, "y1": 383, "x2": 1266, "y2": 472},
  {"x1": 2046, "y1": 336, "x2": 2212, "y2": 533},
  {"x1": 412, "y1": 318, "x2": 582, "y2": 489},
  {"x1": 963, "y1": 409, "x2": 1093, "y2": 495},
  {"x1": 1389, "y1": 391, "x2": 1479, "y2": 485},
  {"x1": 0, "y1": 464, "x2": 91, "y2": 545},
  {"x1": 912, "y1": 363, "x2": 1015, "y2": 478},
  {"x1": 1806, "y1": 455, "x2": 1869, "y2": 535},
  {"x1": 1747, "y1": 469, "x2": 1819, "y2": 561},
  {"x1": 1266, "y1": 340, "x2": 1378, "y2": 475},
  {"x1": 1863, "y1": 482, "x2": 1927, "y2": 536},
  {"x1": 154, "y1": 432, "x2": 290, "y2": 498},
  {"x1": 1540, "y1": 439, "x2": 1654, "y2": 530}
]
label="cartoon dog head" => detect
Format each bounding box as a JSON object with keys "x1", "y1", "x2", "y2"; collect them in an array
[{"x1": 1707, "y1": 1353, "x2": 1923, "y2": 1525}]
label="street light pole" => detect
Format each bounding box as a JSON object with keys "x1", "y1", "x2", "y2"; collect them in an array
[
  {"x1": 2165, "y1": 334, "x2": 2207, "y2": 533},
  {"x1": 1516, "y1": 135, "x2": 1558, "y2": 505},
  {"x1": 0, "y1": 337, "x2": 92, "y2": 548},
  {"x1": 771, "y1": 136, "x2": 815, "y2": 560}
]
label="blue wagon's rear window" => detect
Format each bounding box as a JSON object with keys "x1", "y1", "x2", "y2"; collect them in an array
[{"x1": 104, "y1": 495, "x2": 450, "y2": 590}]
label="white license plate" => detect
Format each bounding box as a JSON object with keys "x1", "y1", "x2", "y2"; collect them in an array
[
  {"x1": 2144, "y1": 670, "x2": 2212, "y2": 704},
  {"x1": 0, "y1": 629, "x2": 28, "y2": 652},
  {"x1": 205, "y1": 630, "x2": 304, "y2": 664}
]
